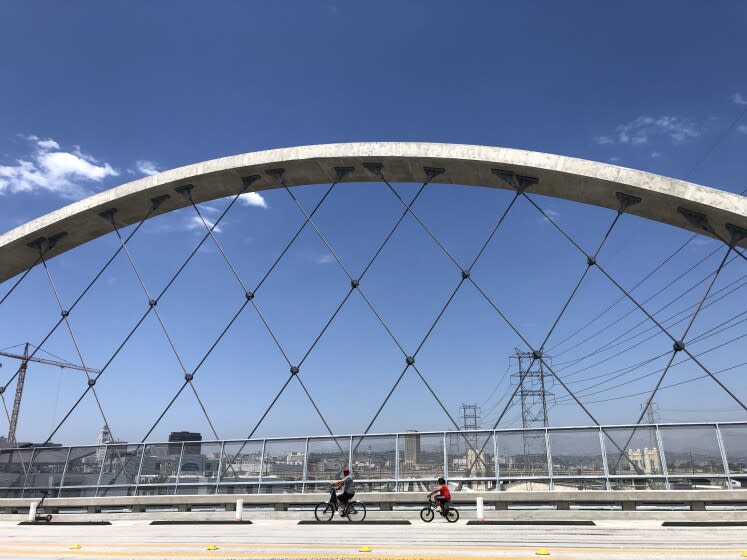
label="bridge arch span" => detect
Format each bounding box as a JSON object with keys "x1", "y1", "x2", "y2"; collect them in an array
[{"x1": 1, "y1": 141, "x2": 746, "y2": 282}]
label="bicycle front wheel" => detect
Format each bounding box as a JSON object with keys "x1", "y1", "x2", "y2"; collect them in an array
[
  {"x1": 419, "y1": 507, "x2": 434, "y2": 522},
  {"x1": 314, "y1": 502, "x2": 334, "y2": 522},
  {"x1": 445, "y1": 508, "x2": 459, "y2": 523},
  {"x1": 346, "y1": 501, "x2": 367, "y2": 522}
]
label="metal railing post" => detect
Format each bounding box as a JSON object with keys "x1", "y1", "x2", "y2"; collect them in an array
[
  {"x1": 394, "y1": 434, "x2": 399, "y2": 492},
  {"x1": 545, "y1": 428, "x2": 554, "y2": 491},
  {"x1": 714, "y1": 424, "x2": 732, "y2": 490},
  {"x1": 57, "y1": 447, "x2": 72, "y2": 498},
  {"x1": 443, "y1": 432, "x2": 448, "y2": 480},
  {"x1": 95, "y1": 445, "x2": 109, "y2": 497},
  {"x1": 133, "y1": 444, "x2": 147, "y2": 496},
  {"x1": 21, "y1": 447, "x2": 38, "y2": 498},
  {"x1": 599, "y1": 427, "x2": 611, "y2": 491},
  {"x1": 174, "y1": 442, "x2": 185, "y2": 495},
  {"x1": 494, "y1": 431, "x2": 500, "y2": 491},
  {"x1": 348, "y1": 435, "x2": 353, "y2": 472},
  {"x1": 257, "y1": 439, "x2": 266, "y2": 494},
  {"x1": 655, "y1": 425, "x2": 670, "y2": 491},
  {"x1": 301, "y1": 438, "x2": 309, "y2": 494},
  {"x1": 215, "y1": 441, "x2": 225, "y2": 495}
]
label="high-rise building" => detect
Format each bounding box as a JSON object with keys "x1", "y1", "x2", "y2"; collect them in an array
[
  {"x1": 402, "y1": 429, "x2": 420, "y2": 465},
  {"x1": 168, "y1": 431, "x2": 202, "y2": 455}
]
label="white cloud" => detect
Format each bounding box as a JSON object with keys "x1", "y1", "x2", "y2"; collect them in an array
[
  {"x1": 239, "y1": 191, "x2": 268, "y2": 208},
  {"x1": 732, "y1": 93, "x2": 747, "y2": 105},
  {"x1": 36, "y1": 138, "x2": 60, "y2": 150},
  {"x1": 0, "y1": 136, "x2": 118, "y2": 198},
  {"x1": 650, "y1": 151, "x2": 661, "y2": 159},
  {"x1": 185, "y1": 215, "x2": 223, "y2": 234},
  {"x1": 315, "y1": 253, "x2": 335, "y2": 264},
  {"x1": 596, "y1": 116, "x2": 700, "y2": 146},
  {"x1": 737, "y1": 124, "x2": 747, "y2": 134},
  {"x1": 135, "y1": 160, "x2": 159, "y2": 176}
]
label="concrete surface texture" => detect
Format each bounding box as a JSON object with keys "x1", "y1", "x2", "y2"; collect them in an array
[
  {"x1": 2, "y1": 142, "x2": 746, "y2": 282},
  {"x1": 0, "y1": 518, "x2": 746, "y2": 559}
]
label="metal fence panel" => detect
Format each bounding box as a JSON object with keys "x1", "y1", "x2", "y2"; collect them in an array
[{"x1": 97, "y1": 444, "x2": 143, "y2": 497}]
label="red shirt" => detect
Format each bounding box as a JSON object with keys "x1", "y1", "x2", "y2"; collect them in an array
[{"x1": 437, "y1": 483, "x2": 451, "y2": 500}]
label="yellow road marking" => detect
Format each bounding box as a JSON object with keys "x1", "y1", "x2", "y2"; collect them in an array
[
  {"x1": 0, "y1": 543, "x2": 741, "y2": 556},
  {"x1": 0, "y1": 550, "x2": 540, "y2": 560}
]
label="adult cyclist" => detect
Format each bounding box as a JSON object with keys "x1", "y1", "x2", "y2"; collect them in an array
[{"x1": 334, "y1": 466, "x2": 355, "y2": 516}]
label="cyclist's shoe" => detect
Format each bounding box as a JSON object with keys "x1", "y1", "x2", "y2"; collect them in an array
[{"x1": 337, "y1": 507, "x2": 344, "y2": 516}]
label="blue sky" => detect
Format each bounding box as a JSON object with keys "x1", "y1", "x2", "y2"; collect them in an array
[{"x1": 0, "y1": 1, "x2": 746, "y2": 445}]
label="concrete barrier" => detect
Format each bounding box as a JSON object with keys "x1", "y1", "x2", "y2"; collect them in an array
[{"x1": 1, "y1": 490, "x2": 745, "y2": 515}]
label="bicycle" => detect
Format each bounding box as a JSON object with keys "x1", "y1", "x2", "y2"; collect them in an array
[
  {"x1": 420, "y1": 498, "x2": 459, "y2": 523},
  {"x1": 314, "y1": 487, "x2": 367, "y2": 522}
]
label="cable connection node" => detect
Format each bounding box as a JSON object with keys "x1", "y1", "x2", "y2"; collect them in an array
[
  {"x1": 290, "y1": 365, "x2": 299, "y2": 375},
  {"x1": 0, "y1": 386, "x2": 5, "y2": 394},
  {"x1": 150, "y1": 194, "x2": 170, "y2": 211},
  {"x1": 461, "y1": 269, "x2": 470, "y2": 279},
  {"x1": 406, "y1": 356, "x2": 415, "y2": 365},
  {"x1": 678, "y1": 207, "x2": 712, "y2": 233},
  {"x1": 184, "y1": 373, "x2": 194, "y2": 382},
  {"x1": 98, "y1": 209, "x2": 118, "y2": 224},
  {"x1": 673, "y1": 340, "x2": 686, "y2": 352},
  {"x1": 615, "y1": 192, "x2": 642, "y2": 214},
  {"x1": 351, "y1": 279, "x2": 360, "y2": 289},
  {"x1": 245, "y1": 291, "x2": 254, "y2": 300},
  {"x1": 241, "y1": 175, "x2": 261, "y2": 190},
  {"x1": 148, "y1": 299, "x2": 157, "y2": 308},
  {"x1": 424, "y1": 167, "x2": 445, "y2": 180},
  {"x1": 61, "y1": 309, "x2": 69, "y2": 318},
  {"x1": 531, "y1": 350, "x2": 543, "y2": 360},
  {"x1": 587, "y1": 256, "x2": 596, "y2": 267},
  {"x1": 174, "y1": 185, "x2": 194, "y2": 199},
  {"x1": 335, "y1": 167, "x2": 354, "y2": 181},
  {"x1": 87, "y1": 379, "x2": 96, "y2": 387},
  {"x1": 726, "y1": 223, "x2": 747, "y2": 247},
  {"x1": 363, "y1": 163, "x2": 383, "y2": 177}
]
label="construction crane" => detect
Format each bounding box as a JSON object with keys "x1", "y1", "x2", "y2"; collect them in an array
[{"x1": 0, "y1": 343, "x2": 101, "y2": 445}]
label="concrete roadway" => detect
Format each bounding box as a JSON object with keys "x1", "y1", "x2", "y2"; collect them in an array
[{"x1": 0, "y1": 518, "x2": 745, "y2": 560}]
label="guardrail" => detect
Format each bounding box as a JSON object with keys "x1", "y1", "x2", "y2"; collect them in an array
[{"x1": 1, "y1": 421, "x2": 745, "y2": 498}]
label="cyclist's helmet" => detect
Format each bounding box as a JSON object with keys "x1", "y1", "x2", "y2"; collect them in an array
[
  {"x1": 343, "y1": 465, "x2": 350, "y2": 474},
  {"x1": 437, "y1": 477, "x2": 446, "y2": 485}
]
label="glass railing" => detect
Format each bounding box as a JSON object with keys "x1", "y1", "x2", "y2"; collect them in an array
[{"x1": 1, "y1": 422, "x2": 744, "y2": 498}]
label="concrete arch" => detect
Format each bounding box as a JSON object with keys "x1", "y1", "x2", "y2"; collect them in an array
[{"x1": 1, "y1": 142, "x2": 746, "y2": 282}]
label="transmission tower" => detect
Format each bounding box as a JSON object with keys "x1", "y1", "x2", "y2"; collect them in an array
[
  {"x1": 509, "y1": 349, "x2": 554, "y2": 476},
  {"x1": 460, "y1": 403, "x2": 480, "y2": 431}
]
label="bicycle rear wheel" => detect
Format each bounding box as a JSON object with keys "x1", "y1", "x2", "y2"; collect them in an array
[
  {"x1": 445, "y1": 508, "x2": 459, "y2": 523},
  {"x1": 314, "y1": 502, "x2": 334, "y2": 522},
  {"x1": 346, "y1": 501, "x2": 366, "y2": 522}
]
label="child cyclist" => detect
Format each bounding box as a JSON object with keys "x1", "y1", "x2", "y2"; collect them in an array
[{"x1": 427, "y1": 477, "x2": 451, "y2": 513}]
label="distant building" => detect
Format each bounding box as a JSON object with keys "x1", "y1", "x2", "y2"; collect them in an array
[
  {"x1": 96, "y1": 425, "x2": 115, "y2": 462},
  {"x1": 627, "y1": 447, "x2": 660, "y2": 474},
  {"x1": 403, "y1": 430, "x2": 420, "y2": 465},
  {"x1": 168, "y1": 431, "x2": 202, "y2": 455}
]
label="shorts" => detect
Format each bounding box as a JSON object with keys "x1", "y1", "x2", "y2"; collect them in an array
[
  {"x1": 435, "y1": 496, "x2": 449, "y2": 507},
  {"x1": 338, "y1": 492, "x2": 355, "y2": 504}
]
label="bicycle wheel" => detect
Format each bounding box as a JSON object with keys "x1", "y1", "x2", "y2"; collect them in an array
[
  {"x1": 314, "y1": 502, "x2": 334, "y2": 522},
  {"x1": 419, "y1": 507, "x2": 434, "y2": 522},
  {"x1": 346, "y1": 501, "x2": 366, "y2": 522},
  {"x1": 445, "y1": 508, "x2": 459, "y2": 523}
]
